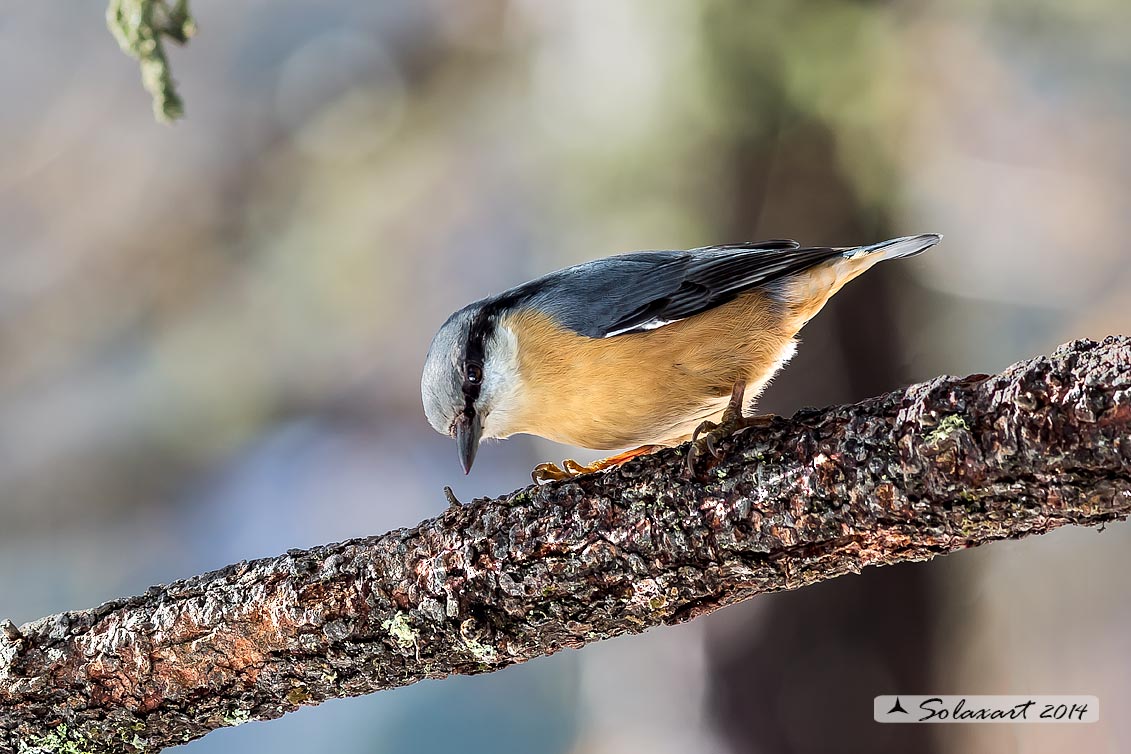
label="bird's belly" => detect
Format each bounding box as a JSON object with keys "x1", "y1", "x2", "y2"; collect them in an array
[
  {"x1": 535, "y1": 390, "x2": 732, "y2": 451},
  {"x1": 507, "y1": 293, "x2": 797, "y2": 451}
]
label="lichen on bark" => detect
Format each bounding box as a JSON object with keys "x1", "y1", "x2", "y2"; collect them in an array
[
  {"x1": 106, "y1": 0, "x2": 195, "y2": 122},
  {"x1": 1, "y1": 337, "x2": 1129, "y2": 753}
]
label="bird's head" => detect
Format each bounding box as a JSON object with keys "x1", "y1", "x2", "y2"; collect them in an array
[{"x1": 421, "y1": 304, "x2": 523, "y2": 474}]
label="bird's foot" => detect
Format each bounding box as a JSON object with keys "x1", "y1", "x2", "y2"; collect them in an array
[
  {"x1": 532, "y1": 445, "x2": 662, "y2": 485},
  {"x1": 687, "y1": 381, "x2": 774, "y2": 475},
  {"x1": 531, "y1": 459, "x2": 590, "y2": 484}
]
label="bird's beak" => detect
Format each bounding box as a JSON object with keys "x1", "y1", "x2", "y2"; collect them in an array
[{"x1": 454, "y1": 412, "x2": 482, "y2": 475}]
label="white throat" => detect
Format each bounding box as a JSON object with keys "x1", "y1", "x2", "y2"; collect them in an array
[{"x1": 477, "y1": 322, "x2": 525, "y2": 439}]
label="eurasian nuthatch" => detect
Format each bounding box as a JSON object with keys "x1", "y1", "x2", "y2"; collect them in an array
[{"x1": 422, "y1": 234, "x2": 940, "y2": 480}]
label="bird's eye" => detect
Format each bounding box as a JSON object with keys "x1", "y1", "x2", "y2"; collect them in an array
[{"x1": 466, "y1": 363, "x2": 483, "y2": 385}]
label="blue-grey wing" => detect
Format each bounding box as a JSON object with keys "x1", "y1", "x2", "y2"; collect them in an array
[{"x1": 520, "y1": 240, "x2": 842, "y2": 338}]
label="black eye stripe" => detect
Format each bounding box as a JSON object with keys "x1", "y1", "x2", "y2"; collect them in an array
[
  {"x1": 465, "y1": 313, "x2": 490, "y2": 367},
  {"x1": 460, "y1": 309, "x2": 493, "y2": 413},
  {"x1": 459, "y1": 293, "x2": 524, "y2": 415}
]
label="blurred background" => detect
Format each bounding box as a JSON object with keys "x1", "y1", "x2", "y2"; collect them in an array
[{"x1": 3, "y1": 1, "x2": 1131, "y2": 752}]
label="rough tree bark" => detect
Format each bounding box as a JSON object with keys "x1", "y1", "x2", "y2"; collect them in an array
[{"x1": 2, "y1": 337, "x2": 1129, "y2": 753}]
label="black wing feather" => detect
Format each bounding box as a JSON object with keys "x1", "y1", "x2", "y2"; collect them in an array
[{"x1": 517, "y1": 239, "x2": 843, "y2": 339}]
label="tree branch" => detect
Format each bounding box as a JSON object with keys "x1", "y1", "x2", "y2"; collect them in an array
[{"x1": 3, "y1": 337, "x2": 1130, "y2": 753}]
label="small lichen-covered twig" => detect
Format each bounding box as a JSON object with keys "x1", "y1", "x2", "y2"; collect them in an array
[
  {"x1": 2, "y1": 337, "x2": 1130, "y2": 753},
  {"x1": 106, "y1": 0, "x2": 195, "y2": 122}
]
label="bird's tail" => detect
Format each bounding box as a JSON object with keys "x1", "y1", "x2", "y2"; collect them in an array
[
  {"x1": 778, "y1": 233, "x2": 941, "y2": 330},
  {"x1": 843, "y1": 233, "x2": 941, "y2": 261}
]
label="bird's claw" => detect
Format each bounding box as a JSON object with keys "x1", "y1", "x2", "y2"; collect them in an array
[
  {"x1": 533, "y1": 446, "x2": 662, "y2": 484},
  {"x1": 686, "y1": 379, "x2": 780, "y2": 476},
  {"x1": 532, "y1": 462, "x2": 573, "y2": 484},
  {"x1": 563, "y1": 459, "x2": 590, "y2": 475},
  {"x1": 687, "y1": 420, "x2": 719, "y2": 475},
  {"x1": 686, "y1": 417, "x2": 746, "y2": 475},
  {"x1": 690, "y1": 420, "x2": 717, "y2": 446},
  {"x1": 687, "y1": 412, "x2": 777, "y2": 476},
  {"x1": 532, "y1": 459, "x2": 600, "y2": 484}
]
